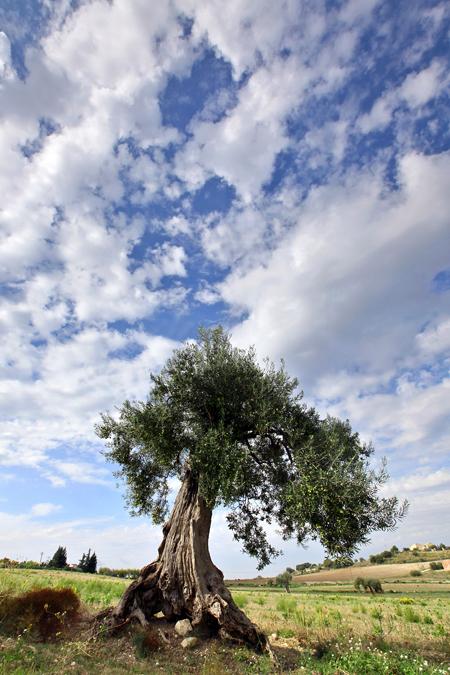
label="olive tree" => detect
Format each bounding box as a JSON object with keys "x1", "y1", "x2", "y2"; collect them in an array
[{"x1": 96, "y1": 327, "x2": 406, "y2": 649}]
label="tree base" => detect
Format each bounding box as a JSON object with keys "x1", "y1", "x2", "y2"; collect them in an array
[{"x1": 99, "y1": 471, "x2": 267, "y2": 652}]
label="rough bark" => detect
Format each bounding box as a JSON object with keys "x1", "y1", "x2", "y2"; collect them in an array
[{"x1": 108, "y1": 470, "x2": 267, "y2": 651}]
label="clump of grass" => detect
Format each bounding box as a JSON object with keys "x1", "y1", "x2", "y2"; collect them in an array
[
  {"x1": 293, "y1": 608, "x2": 313, "y2": 627},
  {"x1": 277, "y1": 627, "x2": 295, "y2": 638},
  {"x1": 0, "y1": 587, "x2": 80, "y2": 641},
  {"x1": 410, "y1": 570, "x2": 422, "y2": 577},
  {"x1": 276, "y1": 596, "x2": 297, "y2": 619},
  {"x1": 402, "y1": 606, "x2": 421, "y2": 623},
  {"x1": 433, "y1": 623, "x2": 446, "y2": 637},
  {"x1": 255, "y1": 594, "x2": 266, "y2": 606},
  {"x1": 233, "y1": 593, "x2": 248, "y2": 609}
]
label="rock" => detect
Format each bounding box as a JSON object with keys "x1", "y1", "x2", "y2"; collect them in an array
[
  {"x1": 270, "y1": 633, "x2": 277, "y2": 641},
  {"x1": 175, "y1": 619, "x2": 193, "y2": 637},
  {"x1": 181, "y1": 637, "x2": 198, "y2": 649}
]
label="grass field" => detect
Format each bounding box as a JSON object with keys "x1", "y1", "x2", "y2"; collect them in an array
[
  {"x1": 1, "y1": 568, "x2": 449, "y2": 673},
  {"x1": 292, "y1": 560, "x2": 450, "y2": 583}
]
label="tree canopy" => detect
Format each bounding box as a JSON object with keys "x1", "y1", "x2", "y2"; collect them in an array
[
  {"x1": 79, "y1": 550, "x2": 97, "y2": 574},
  {"x1": 96, "y1": 326, "x2": 406, "y2": 569},
  {"x1": 48, "y1": 546, "x2": 67, "y2": 569}
]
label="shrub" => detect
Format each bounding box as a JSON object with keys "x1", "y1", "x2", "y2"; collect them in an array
[
  {"x1": 354, "y1": 577, "x2": 365, "y2": 591},
  {"x1": 0, "y1": 587, "x2": 80, "y2": 641},
  {"x1": 410, "y1": 569, "x2": 422, "y2": 577},
  {"x1": 399, "y1": 596, "x2": 414, "y2": 605},
  {"x1": 355, "y1": 577, "x2": 383, "y2": 593},
  {"x1": 367, "y1": 578, "x2": 383, "y2": 593},
  {"x1": 430, "y1": 561, "x2": 444, "y2": 570},
  {"x1": 17, "y1": 561, "x2": 44, "y2": 570},
  {"x1": 0, "y1": 557, "x2": 19, "y2": 569},
  {"x1": 98, "y1": 567, "x2": 140, "y2": 578}
]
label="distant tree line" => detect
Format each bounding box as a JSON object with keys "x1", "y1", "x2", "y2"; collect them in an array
[
  {"x1": 369, "y1": 545, "x2": 399, "y2": 564},
  {"x1": 98, "y1": 567, "x2": 140, "y2": 578},
  {"x1": 0, "y1": 546, "x2": 98, "y2": 573}
]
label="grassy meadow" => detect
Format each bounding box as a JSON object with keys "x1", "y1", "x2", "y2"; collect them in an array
[{"x1": 0, "y1": 568, "x2": 449, "y2": 673}]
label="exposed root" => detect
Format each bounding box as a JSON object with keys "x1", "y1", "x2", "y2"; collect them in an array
[{"x1": 98, "y1": 470, "x2": 269, "y2": 652}]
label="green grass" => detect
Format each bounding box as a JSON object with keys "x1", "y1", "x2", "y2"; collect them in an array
[
  {"x1": 1, "y1": 569, "x2": 449, "y2": 674},
  {"x1": 0, "y1": 568, "x2": 128, "y2": 607},
  {"x1": 233, "y1": 592, "x2": 249, "y2": 608}
]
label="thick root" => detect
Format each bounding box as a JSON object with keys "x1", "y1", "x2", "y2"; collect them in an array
[{"x1": 99, "y1": 471, "x2": 268, "y2": 652}]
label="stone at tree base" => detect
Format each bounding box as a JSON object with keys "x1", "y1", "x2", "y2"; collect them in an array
[
  {"x1": 181, "y1": 637, "x2": 198, "y2": 649},
  {"x1": 175, "y1": 619, "x2": 193, "y2": 637}
]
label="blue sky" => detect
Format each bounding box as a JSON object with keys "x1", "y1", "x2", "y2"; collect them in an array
[{"x1": 0, "y1": 0, "x2": 449, "y2": 576}]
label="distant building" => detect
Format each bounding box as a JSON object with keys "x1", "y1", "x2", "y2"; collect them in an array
[{"x1": 409, "y1": 543, "x2": 436, "y2": 551}]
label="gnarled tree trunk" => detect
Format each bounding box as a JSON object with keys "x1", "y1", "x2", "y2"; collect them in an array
[{"x1": 108, "y1": 470, "x2": 267, "y2": 651}]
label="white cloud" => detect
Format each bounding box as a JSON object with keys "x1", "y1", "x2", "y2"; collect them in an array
[
  {"x1": 0, "y1": 0, "x2": 196, "y2": 329},
  {"x1": 325, "y1": 376, "x2": 450, "y2": 461},
  {"x1": 30, "y1": 502, "x2": 62, "y2": 517},
  {"x1": 224, "y1": 151, "x2": 450, "y2": 376},
  {"x1": 194, "y1": 285, "x2": 221, "y2": 305},
  {"x1": 359, "y1": 59, "x2": 446, "y2": 133},
  {"x1": 175, "y1": 55, "x2": 313, "y2": 201},
  {"x1": 218, "y1": 151, "x2": 450, "y2": 466},
  {"x1": 47, "y1": 462, "x2": 111, "y2": 487},
  {"x1": 388, "y1": 468, "x2": 450, "y2": 494},
  {"x1": 163, "y1": 215, "x2": 191, "y2": 237},
  {"x1": 416, "y1": 318, "x2": 450, "y2": 357},
  {"x1": 0, "y1": 31, "x2": 12, "y2": 80},
  {"x1": 181, "y1": 0, "x2": 302, "y2": 79},
  {"x1": 0, "y1": 327, "x2": 179, "y2": 470},
  {"x1": 399, "y1": 60, "x2": 445, "y2": 107}
]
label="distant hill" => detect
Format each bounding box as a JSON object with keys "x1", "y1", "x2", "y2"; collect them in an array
[{"x1": 292, "y1": 559, "x2": 450, "y2": 583}]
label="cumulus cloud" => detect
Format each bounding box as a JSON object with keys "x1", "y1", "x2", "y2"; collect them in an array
[
  {"x1": 359, "y1": 59, "x2": 447, "y2": 134},
  {"x1": 224, "y1": 152, "x2": 450, "y2": 377},
  {"x1": 218, "y1": 151, "x2": 450, "y2": 475},
  {"x1": 0, "y1": 328, "x2": 179, "y2": 470},
  {"x1": 0, "y1": 31, "x2": 12, "y2": 80},
  {"x1": 30, "y1": 502, "x2": 62, "y2": 517}
]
